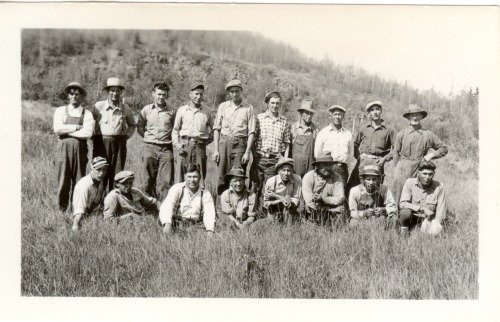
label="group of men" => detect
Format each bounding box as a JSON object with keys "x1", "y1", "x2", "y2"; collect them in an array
[{"x1": 54, "y1": 77, "x2": 448, "y2": 236}]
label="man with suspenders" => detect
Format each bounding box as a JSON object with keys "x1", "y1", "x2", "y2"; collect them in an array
[{"x1": 290, "y1": 98, "x2": 318, "y2": 178}]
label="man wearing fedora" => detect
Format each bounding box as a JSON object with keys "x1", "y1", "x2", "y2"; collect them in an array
[
  {"x1": 289, "y1": 98, "x2": 318, "y2": 178},
  {"x1": 89, "y1": 77, "x2": 136, "y2": 192},
  {"x1": 172, "y1": 82, "x2": 213, "y2": 187},
  {"x1": 348, "y1": 165, "x2": 397, "y2": 227},
  {"x1": 263, "y1": 158, "x2": 301, "y2": 226},
  {"x1": 314, "y1": 105, "x2": 353, "y2": 193},
  {"x1": 136, "y1": 82, "x2": 175, "y2": 202},
  {"x1": 392, "y1": 104, "x2": 448, "y2": 207},
  {"x1": 213, "y1": 79, "x2": 256, "y2": 196},
  {"x1": 351, "y1": 101, "x2": 395, "y2": 187},
  {"x1": 220, "y1": 166, "x2": 256, "y2": 230},
  {"x1": 302, "y1": 155, "x2": 346, "y2": 226},
  {"x1": 53, "y1": 82, "x2": 95, "y2": 211},
  {"x1": 251, "y1": 91, "x2": 291, "y2": 204}
]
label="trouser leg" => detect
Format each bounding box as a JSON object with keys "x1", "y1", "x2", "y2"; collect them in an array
[
  {"x1": 70, "y1": 140, "x2": 88, "y2": 206},
  {"x1": 142, "y1": 143, "x2": 159, "y2": 199},
  {"x1": 399, "y1": 208, "x2": 421, "y2": 229},
  {"x1": 157, "y1": 145, "x2": 173, "y2": 202},
  {"x1": 216, "y1": 137, "x2": 230, "y2": 196},
  {"x1": 56, "y1": 142, "x2": 71, "y2": 211}
]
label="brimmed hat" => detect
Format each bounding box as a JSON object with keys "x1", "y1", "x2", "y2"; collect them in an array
[
  {"x1": 224, "y1": 166, "x2": 247, "y2": 180},
  {"x1": 361, "y1": 165, "x2": 384, "y2": 177},
  {"x1": 264, "y1": 91, "x2": 282, "y2": 103},
  {"x1": 190, "y1": 82, "x2": 205, "y2": 91},
  {"x1": 403, "y1": 104, "x2": 428, "y2": 119},
  {"x1": 328, "y1": 105, "x2": 346, "y2": 113},
  {"x1": 62, "y1": 82, "x2": 87, "y2": 97},
  {"x1": 102, "y1": 77, "x2": 125, "y2": 91},
  {"x1": 114, "y1": 170, "x2": 135, "y2": 183},
  {"x1": 365, "y1": 101, "x2": 383, "y2": 112},
  {"x1": 225, "y1": 79, "x2": 243, "y2": 91},
  {"x1": 312, "y1": 155, "x2": 335, "y2": 166},
  {"x1": 275, "y1": 157, "x2": 294, "y2": 170},
  {"x1": 91, "y1": 157, "x2": 109, "y2": 170},
  {"x1": 298, "y1": 99, "x2": 315, "y2": 114}
]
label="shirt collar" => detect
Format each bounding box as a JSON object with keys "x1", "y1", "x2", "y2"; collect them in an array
[
  {"x1": 265, "y1": 109, "x2": 281, "y2": 120},
  {"x1": 416, "y1": 179, "x2": 433, "y2": 190},
  {"x1": 366, "y1": 120, "x2": 386, "y2": 129},
  {"x1": 187, "y1": 101, "x2": 202, "y2": 111},
  {"x1": 328, "y1": 124, "x2": 345, "y2": 132},
  {"x1": 228, "y1": 186, "x2": 248, "y2": 197},
  {"x1": 106, "y1": 99, "x2": 122, "y2": 110},
  {"x1": 181, "y1": 182, "x2": 203, "y2": 196},
  {"x1": 408, "y1": 126, "x2": 423, "y2": 133},
  {"x1": 152, "y1": 102, "x2": 168, "y2": 111},
  {"x1": 297, "y1": 119, "x2": 314, "y2": 130},
  {"x1": 276, "y1": 174, "x2": 294, "y2": 186}
]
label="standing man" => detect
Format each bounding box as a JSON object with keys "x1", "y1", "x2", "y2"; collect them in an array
[
  {"x1": 89, "y1": 77, "x2": 136, "y2": 191},
  {"x1": 172, "y1": 82, "x2": 213, "y2": 187},
  {"x1": 136, "y1": 82, "x2": 175, "y2": 201},
  {"x1": 53, "y1": 82, "x2": 95, "y2": 211},
  {"x1": 351, "y1": 101, "x2": 395, "y2": 187},
  {"x1": 289, "y1": 98, "x2": 318, "y2": 178},
  {"x1": 213, "y1": 79, "x2": 256, "y2": 196},
  {"x1": 392, "y1": 104, "x2": 448, "y2": 206},
  {"x1": 315, "y1": 105, "x2": 353, "y2": 192},
  {"x1": 252, "y1": 91, "x2": 291, "y2": 202}
]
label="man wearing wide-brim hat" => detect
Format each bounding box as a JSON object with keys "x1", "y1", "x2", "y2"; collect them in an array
[
  {"x1": 289, "y1": 98, "x2": 318, "y2": 178},
  {"x1": 302, "y1": 155, "x2": 346, "y2": 227},
  {"x1": 219, "y1": 166, "x2": 257, "y2": 230},
  {"x1": 88, "y1": 77, "x2": 137, "y2": 192},
  {"x1": 348, "y1": 165, "x2": 397, "y2": 228},
  {"x1": 213, "y1": 79, "x2": 256, "y2": 196},
  {"x1": 262, "y1": 157, "x2": 301, "y2": 226},
  {"x1": 53, "y1": 82, "x2": 95, "y2": 212},
  {"x1": 392, "y1": 104, "x2": 448, "y2": 209}
]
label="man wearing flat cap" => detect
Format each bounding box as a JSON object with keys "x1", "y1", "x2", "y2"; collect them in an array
[
  {"x1": 136, "y1": 82, "x2": 175, "y2": 202},
  {"x1": 53, "y1": 82, "x2": 95, "y2": 212},
  {"x1": 351, "y1": 101, "x2": 395, "y2": 188},
  {"x1": 103, "y1": 170, "x2": 161, "y2": 221},
  {"x1": 88, "y1": 77, "x2": 137, "y2": 192},
  {"x1": 251, "y1": 91, "x2": 291, "y2": 205},
  {"x1": 302, "y1": 156, "x2": 346, "y2": 227},
  {"x1": 289, "y1": 98, "x2": 318, "y2": 178},
  {"x1": 172, "y1": 82, "x2": 213, "y2": 187},
  {"x1": 220, "y1": 166, "x2": 256, "y2": 230},
  {"x1": 399, "y1": 160, "x2": 447, "y2": 236},
  {"x1": 392, "y1": 104, "x2": 448, "y2": 208},
  {"x1": 213, "y1": 79, "x2": 256, "y2": 195},
  {"x1": 348, "y1": 165, "x2": 397, "y2": 227},
  {"x1": 72, "y1": 157, "x2": 109, "y2": 231},
  {"x1": 263, "y1": 158, "x2": 301, "y2": 225},
  {"x1": 314, "y1": 105, "x2": 353, "y2": 193}
]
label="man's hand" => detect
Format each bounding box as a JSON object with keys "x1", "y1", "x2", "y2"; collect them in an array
[
  {"x1": 312, "y1": 193, "x2": 322, "y2": 203},
  {"x1": 241, "y1": 151, "x2": 250, "y2": 165},
  {"x1": 374, "y1": 207, "x2": 387, "y2": 217},
  {"x1": 213, "y1": 151, "x2": 220, "y2": 164},
  {"x1": 206, "y1": 230, "x2": 215, "y2": 237},
  {"x1": 423, "y1": 153, "x2": 434, "y2": 162},
  {"x1": 162, "y1": 223, "x2": 173, "y2": 235},
  {"x1": 376, "y1": 158, "x2": 386, "y2": 166},
  {"x1": 364, "y1": 208, "x2": 375, "y2": 218},
  {"x1": 283, "y1": 195, "x2": 292, "y2": 208},
  {"x1": 420, "y1": 206, "x2": 434, "y2": 218}
]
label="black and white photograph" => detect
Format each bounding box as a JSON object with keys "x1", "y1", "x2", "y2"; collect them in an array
[{"x1": 1, "y1": 2, "x2": 499, "y2": 321}]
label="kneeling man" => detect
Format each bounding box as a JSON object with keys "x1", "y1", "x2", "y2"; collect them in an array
[
  {"x1": 159, "y1": 163, "x2": 216, "y2": 235},
  {"x1": 399, "y1": 160, "x2": 447, "y2": 236}
]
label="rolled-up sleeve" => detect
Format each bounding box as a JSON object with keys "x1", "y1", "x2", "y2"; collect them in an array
[
  {"x1": 385, "y1": 188, "x2": 397, "y2": 216},
  {"x1": 434, "y1": 185, "x2": 447, "y2": 223},
  {"x1": 159, "y1": 185, "x2": 180, "y2": 225},
  {"x1": 172, "y1": 107, "x2": 183, "y2": 149},
  {"x1": 202, "y1": 191, "x2": 216, "y2": 232},
  {"x1": 213, "y1": 103, "x2": 224, "y2": 131},
  {"x1": 429, "y1": 132, "x2": 448, "y2": 159},
  {"x1": 246, "y1": 106, "x2": 256, "y2": 136}
]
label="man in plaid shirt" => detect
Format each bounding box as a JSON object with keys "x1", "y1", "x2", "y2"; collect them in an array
[{"x1": 251, "y1": 91, "x2": 291, "y2": 205}]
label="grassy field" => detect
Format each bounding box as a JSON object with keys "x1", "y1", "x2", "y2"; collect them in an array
[{"x1": 21, "y1": 100, "x2": 478, "y2": 298}]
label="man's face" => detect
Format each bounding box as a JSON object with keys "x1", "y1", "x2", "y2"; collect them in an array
[
  {"x1": 301, "y1": 111, "x2": 313, "y2": 124},
  {"x1": 316, "y1": 163, "x2": 333, "y2": 177},
  {"x1": 267, "y1": 97, "x2": 281, "y2": 115},
  {"x1": 363, "y1": 175, "x2": 380, "y2": 192},
  {"x1": 368, "y1": 105, "x2": 382, "y2": 121},
  {"x1": 152, "y1": 88, "x2": 168, "y2": 106},
  {"x1": 330, "y1": 110, "x2": 344, "y2": 126},
  {"x1": 417, "y1": 169, "x2": 435, "y2": 187},
  {"x1": 278, "y1": 164, "x2": 293, "y2": 183},
  {"x1": 108, "y1": 87, "x2": 122, "y2": 102},
  {"x1": 228, "y1": 87, "x2": 242, "y2": 102},
  {"x1": 407, "y1": 112, "x2": 423, "y2": 126},
  {"x1": 91, "y1": 166, "x2": 108, "y2": 182},
  {"x1": 189, "y1": 88, "x2": 204, "y2": 105},
  {"x1": 117, "y1": 178, "x2": 134, "y2": 194},
  {"x1": 67, "y1": 89, "x2": 83, "y2": 106},
  {"x1": 184, "y1": 171, "x2": 200, "y2": 190},
  {"x1": 230, "y1": 177, "x2": 245, "y2": 193}
]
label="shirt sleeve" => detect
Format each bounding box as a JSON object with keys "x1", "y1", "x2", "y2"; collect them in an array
[
  {"x1": 103, "y1": 193, "x2": 119, "y2": 220},
  {"x1": 314, "y1": 130, "x2": 324, "y2": 158},
  {"x1": 247, "y1": 106, "x2": 256, "y2": 136},
  {"x1": 399, "y1": 179, "x2": 420, "y2": 212},
  {"x1": 220, "y1": 191, "x2": 234, "y2": 216},
  {"x1": 205, "y1": 110, "x2": 214, "y2": 144},
  {"x1": 353, "y1": 128, "x2": 363, "y2": 159},
  {"x1": 434, "y1": 185, "x2": 447, "y2": 223},
  {"x1": 159, "y1": 185, "x2": 179, "y2": 225},
  {"x1": 125, "y1": 105, "x2": 136, "y2": 138},
  {"x1": 291, "y1": 175, "x2": 302, "y2": 206},
  {"x1": 202, "y1": 191, "x2": 216, "y2": 232},
  {"x1": 53, "y1": 107, "x2": 77, "y2": 135},
  {"x1": 72, "y1": 181, "x2": 90, "y2": 216},
  {"x1": 385, "y1": 187, "x2": 397, "y2": 216},
  {"x1": 301, "y1": 172, "x2": 316, "y2": 210},
  {"x1": 136, "y1": 106, "x2": 147, "y2": 138},
  {"x1": 347, "y1": 132, "x2": 354, "y2": 165},
  {"x1": 172, "y1": 107, "x2": 183, "y2": 149},
  {"x1": 429, "y1": 132, "x2": 449, "y2": 159},
  {"x1": 213, "y1": 103, "x2": 224, "y2": 131},
  {"x1": 262, "y1": 177, "x2": 274, "y2": 208},
  {"x1": 349, "y1": 187, "x2": 362, "y2": 219},
  {"x1": 247, "y1": 193, "x2": 256, "y2": 217},
  {"x1": 383, "y1": 127, "x2": 395, "y2": 162},
  {"x1": 69, "y1": 109, "x2": 95, "y2": 139},
  {"x1": 282, "y1": 121, "x2": 291, "y2": 144},
  {"x1": 393, "y1": 130, "x2": 403, "y2": 166},
  {"x1": 137, "y1": 189, "x2": 157, "y2": 207}
]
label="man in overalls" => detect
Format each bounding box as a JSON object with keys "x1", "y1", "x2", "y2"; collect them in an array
[
  {"x1": 53, "y1": 82, "x2": 95, "y2": 211},
  {"x1": 392, "y1": 104, "x2": 448, "y2": 208},
  {"x1": 290, "y1": 98, "x2": 318, "y2": 178}
]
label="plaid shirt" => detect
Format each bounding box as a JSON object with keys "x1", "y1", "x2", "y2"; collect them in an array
[{"x1": 255, "y1": 110, "x2": 290, "y2": 156}]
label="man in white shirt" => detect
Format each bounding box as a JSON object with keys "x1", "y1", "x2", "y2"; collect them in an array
[
  {"x1": 159, "y1": 163, "x2": 216, "y2": 235},
  {"x1": 53, "y1": 82, "x2": 95, "y2": 211}
]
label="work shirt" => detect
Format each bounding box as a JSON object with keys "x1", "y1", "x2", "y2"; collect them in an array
[
  {"x1": 72, "y1": 174, "x2": 106, "y2": 215},
  {"x1": 290, "y1": 120, "x2": 318, "y2": 142},
  {"x1": 136, "y1": 103, "x2": 175, "y2": 144},
  {"x1": 354, "y1": 120, "x2": 395, "y2": 161},
  {"x1": 399, "y1": 178, "x2": 447, "y2": 223},
  {"x1": 314, "y1": 125, "x2": 353, "y2": 164},
  {"x1": 214, "y1": 100, "x2": 256, "y2": 137},
  {"x1": 349, "y1": 184, "x2": 396, "y2": 219},
  {"x1": 53, "y1": 105, "x2": 95, "y2": 139},
  {"x1": 263, "y1": 173, "x2": 301, "y2": 208},
  {"x1": 89, "y1": 100, "x2": 136, "y2": 137},
  {"x1": 393, "y1": 126, "x2": 448, "y2": 165},
  {"x1": 172, "y1": 102, "x2": 213, "y2": 149},
  {"x1": 220, "y1": 187, "x2": 256, "y2": 221},
  {"x1": 255, "y1": 110, "x2": 291, "y2": 156},
  {"x1": 103, "y1": 188, "x2": 157, "y2": 220},
  {"x1": 302, "y1": 170, "x2": 344, "y2": 211},
  {"x1": 159, "y1": 182, "x2": 216, "y2": 231}
]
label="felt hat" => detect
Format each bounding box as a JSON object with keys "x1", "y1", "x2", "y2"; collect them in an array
[
  {"x1": 312, "y1": 155, "x2": 335, "y2": 167},
  {"x1": 403, "y1": 104, "x2": 428, "y2": 119},
  {"x1": 365, "y1": 101, "x2": 383, "y2": 112},
  {"x1": 62, "y1": 82, "x2": 87, "y2": 97},
  {"x1": 224, "y1": 166, "x2": 247, "y2": 180},
  {"x1": 102, "y1": 77, "x2": 125, "y2": 91},
  {"x1": 275, "y1": 157, "x2": 294, "y2": 170},
  {"x1": 361, "y1": 165, "x2": 384, "y2": 177},
  {"x1": 225, "y1": 79, "x2": 243, "y2": 91},
  {"x1": 190, "y1": 82, "x2": 205, "y2": 91},
  {"x1": 264, "y1": 91, "x2": 282, "y2": 103},
  {"x1": 297, "y1": 99, "x2": 315, "y2": 114},
  {"x1": 328, "y1": 105, "x2": 346, "y2": 113},
  {"x1": 91, "y1": 157, "x2": 109, "y2": 170},
  {"x1": 114, "y1": 170, "x2": 135, "y2": 183}
]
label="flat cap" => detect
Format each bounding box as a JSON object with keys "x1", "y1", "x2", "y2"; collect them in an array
[
  {"x1": 328, "y1": 105, "x2": 346, "y2": 113},
  {"x1": 114, "y1": 170, "x2": 135, "y2": 183},
  {"x1": 361, "y1": 165, "x2": 383, "y2": 177},
  {"x1": 225, "y1": 79, "x2": 243, "y2": 91},
  {"x1": 264, "y1": 91, "x2": 282, "y2": 103},
  {"x1": 91, "y1": 156, "x2": 109, "y2": 170},
  {"x1": 365, "y1": 101, "x2": 383, "y2": 112},
  {"x1": 275, "y1": 157, "x2": 294, "y2": 170},
  {"x1": 190, "y1": 82, "x2": 205, "y2": 91}
]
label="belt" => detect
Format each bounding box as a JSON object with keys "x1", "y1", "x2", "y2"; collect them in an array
[
  {"x1": 173, "y1": 217, "x2": 201, "y2": 224},
  {"x1": 100, "y1": 135, "x2": 127, "y2": 139},
  {"x1": 58, "y1": 135, "x2": 85, "y2": 141},
  {"x1": 221, "y1": 134, "x2": 247, "y2": 140},
  {"x1": 180, "y1": 136, "x2": 206, "y2": 144},
  {"x1": 361, "y1": 153, "x2": 381, "y2": 160},
  {"x1": 258, "y1": 152, "x2": 279, "y2": 158},
  {"x1": 146, "y1": 141, "x2": 172, "y2": 146}
]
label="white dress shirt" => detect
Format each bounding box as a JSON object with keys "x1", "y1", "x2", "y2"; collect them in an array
[
  {"x1": 53, "y1": 105, "x2": 95, "y2": 139},
  {"x1": 314, "y1": 124, "x2": 353, "y2": 164}
]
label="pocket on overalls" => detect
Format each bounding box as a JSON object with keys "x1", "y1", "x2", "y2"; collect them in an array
[{"x1": 294, "y1": 135, "x2": 309, "y2": 146}]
